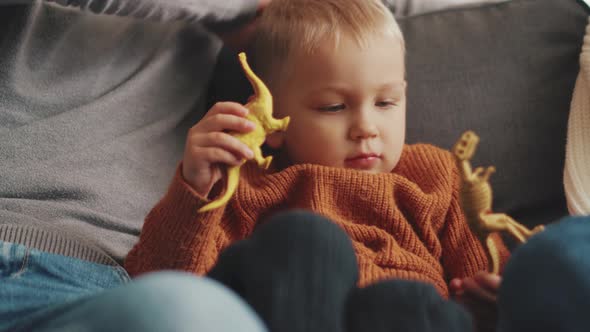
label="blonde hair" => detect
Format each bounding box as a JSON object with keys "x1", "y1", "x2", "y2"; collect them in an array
[{"x1": 249, "y1": 0, "x2": 405, "y2": 86}]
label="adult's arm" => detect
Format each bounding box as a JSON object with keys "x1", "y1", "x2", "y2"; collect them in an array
[
  {"x1": 564, "y1": 18, "x2": 590, "y2": 216},
  {"x1": 383, "y1": 0, "x2": 509, "y2": 17},
  {"x1": 45, "y1": 0, "x2": 260, "y2": 27}
]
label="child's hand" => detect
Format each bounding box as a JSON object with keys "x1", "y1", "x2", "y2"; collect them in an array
[
  {"x1": 450, "y1": 272, "x2": 501, "y2": 332},
  {"x1": 182, "y1": 102, "x2": 255, "y2": 197}
]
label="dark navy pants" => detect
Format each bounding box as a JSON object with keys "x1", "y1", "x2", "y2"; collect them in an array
[
  {"x1": 498, "y1": 216, "x2": 590, "y2": 332},
  {"x1": 208, "y1": 210, "x2": 473, "y2": 332}
]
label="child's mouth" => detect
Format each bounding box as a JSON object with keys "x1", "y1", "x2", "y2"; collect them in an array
[{"x1": 344, "y1": 153, "x2": 381, "y2": 169}]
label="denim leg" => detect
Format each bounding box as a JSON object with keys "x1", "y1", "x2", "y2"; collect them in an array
[
  {"x1": 30, "y1": 272, "x2": 267, "y2": 332},
  {"x1": 0, "y1": 241, "x2": 130, "y2": 331},
  {"x1": 0, "y1": 241, "x2": 267, "y2": 332},
  {"x1": 498, "y1": 216, "x2": 590, "y2": 332}
]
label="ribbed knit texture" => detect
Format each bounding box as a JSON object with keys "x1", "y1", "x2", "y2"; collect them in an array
[
  {"x1": 125, "y1": 144, "x2": 509, "y2": 297},
  {"x1": 0, "y1": 224, "x2": 117, "y2": 266},
  {"x1": 564, "y1": 17, "x2": 590, "y2": 216},
  {"x1": 0, "y1": 0, "x2": 257, "y2": 265}
]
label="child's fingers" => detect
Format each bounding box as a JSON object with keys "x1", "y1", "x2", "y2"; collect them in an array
[
  {"x1": 202, "y1": 113, "x2": 255, "y2": 134},
  {"x1": 207, "y1": 102, "x2": 249, "y2": 117},
  {"x1": 473, "y1": 272, "x2": 501, "y2": 292},
  {"x1": 449, "y1": 278, "x2": 464, "y2": 295},
  {"x1": 195, "y1": 132, "x2": 254, "y2": 160},
  {"x1": 194, "y1": 146, "x2": 244, "y2": 166},
  {"x1": 462, "y1": 277, "x2": 497, "y2": 303}
]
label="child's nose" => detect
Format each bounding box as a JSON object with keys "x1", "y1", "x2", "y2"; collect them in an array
[{"x1": 349, "y1": 120, "x2": 378, "y2": 141}]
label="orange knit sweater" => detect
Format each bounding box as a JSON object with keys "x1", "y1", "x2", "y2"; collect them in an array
[{"x1": 125, "y1": 144, "x2": 509, "y2": 297}]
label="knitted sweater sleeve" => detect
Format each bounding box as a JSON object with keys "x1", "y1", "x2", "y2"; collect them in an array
[
  {"x1": 45, "y1": 0, "x2": 259, "y2": 27},
  {"x1": 124, "y1": 164, "x2": 232, "y2": 277},
  {"x1": 439, "y1": 166, "x2": 511, "y2": 280},
  {"x1": 564, "y1": 18, "x2": 590, "y2": 216}
]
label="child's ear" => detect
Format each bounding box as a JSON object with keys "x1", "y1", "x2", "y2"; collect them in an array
[{"x1": 265, "y1": 131, "x2": 284, "y2": 149}]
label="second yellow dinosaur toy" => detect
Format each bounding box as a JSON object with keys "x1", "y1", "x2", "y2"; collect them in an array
[
  {"x1": 198, "y1": 53, "x2": 290, "y2": 213},
  {"x1": 452, "y1": 131, "x2": 544, "y2": 274}
]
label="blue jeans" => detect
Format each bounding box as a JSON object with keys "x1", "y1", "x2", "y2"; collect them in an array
[
  {"x1": 498, "y1": 216, "x2": 590, "y2": 332},
  {"x1": 0, "y1": 241, "x2": 267, "y2": 332}
]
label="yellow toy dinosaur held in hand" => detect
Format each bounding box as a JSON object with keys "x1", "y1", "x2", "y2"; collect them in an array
[
  {"x1": 452, "y1": 131, "x2": 544, "y2": 274},
  {"x1": 198, "y1": 53, "x2": 290, "y2": 213}
]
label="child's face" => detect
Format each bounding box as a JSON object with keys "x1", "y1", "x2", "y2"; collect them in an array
[{"x1": 267, "y1": 33, "x2": 406, "y2": 173}]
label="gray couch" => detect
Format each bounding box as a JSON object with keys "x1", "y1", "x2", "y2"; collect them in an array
[{"x1": 210, "y1": 0, "x2": 588, "y2": 235}]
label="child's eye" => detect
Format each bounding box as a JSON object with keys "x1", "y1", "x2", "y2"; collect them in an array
[
  {"x1": 376, "y1": 101, "x2": 397, "y2": 109},
  {"x1": 318, "y1": 104, "x2": 345, "y2": 112}
]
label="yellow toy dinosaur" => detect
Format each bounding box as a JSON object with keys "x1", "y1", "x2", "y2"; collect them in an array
[
  {"x1": 452, "y1": 131, "x2": 544, "y2": 274},
  {"x1": 198, "y1": 53, "x2": 290, "y2": 213}
]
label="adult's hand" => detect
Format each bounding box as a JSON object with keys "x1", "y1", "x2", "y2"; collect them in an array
[
  {"x1": 217, "y1": 0, "x2": 272, "y2": 52},
  {"x1": 258, "y1": 0, "x2": 272, "y2": 10}
]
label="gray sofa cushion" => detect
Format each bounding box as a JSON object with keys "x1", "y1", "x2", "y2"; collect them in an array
[
  {"x1": 401, "y1": 0, "x2": 586, "y2": 228},
  {"x1": 208, "y1": 0, "x2": 587, "y2": 228}
]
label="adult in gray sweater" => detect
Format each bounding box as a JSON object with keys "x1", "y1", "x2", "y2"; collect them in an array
[{"x1": 0, "y1": 1, "x2": 268, "y2": 331}]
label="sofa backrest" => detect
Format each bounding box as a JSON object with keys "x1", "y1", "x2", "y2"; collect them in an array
[{"x1": 209, "y1": 0, "x2": 588, "y2": 228}]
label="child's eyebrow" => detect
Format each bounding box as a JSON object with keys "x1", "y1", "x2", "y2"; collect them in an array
[
  {"x1": 309, "y1": 81, "x2": 407, "y2": 95},
  {"x1": 378, "y1": 81, "x2": 407, "y2": 94},
  {"x1": 308, "y1": 86, "x2": 349, "y2": 95},
  {"x1": 381, "y1": 81, "x2": 407, "y2": 88}
]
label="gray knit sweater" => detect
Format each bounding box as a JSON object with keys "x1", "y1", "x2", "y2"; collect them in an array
[{"x1": 0, "y1": 0, "x2": 257, "y2": 265}]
